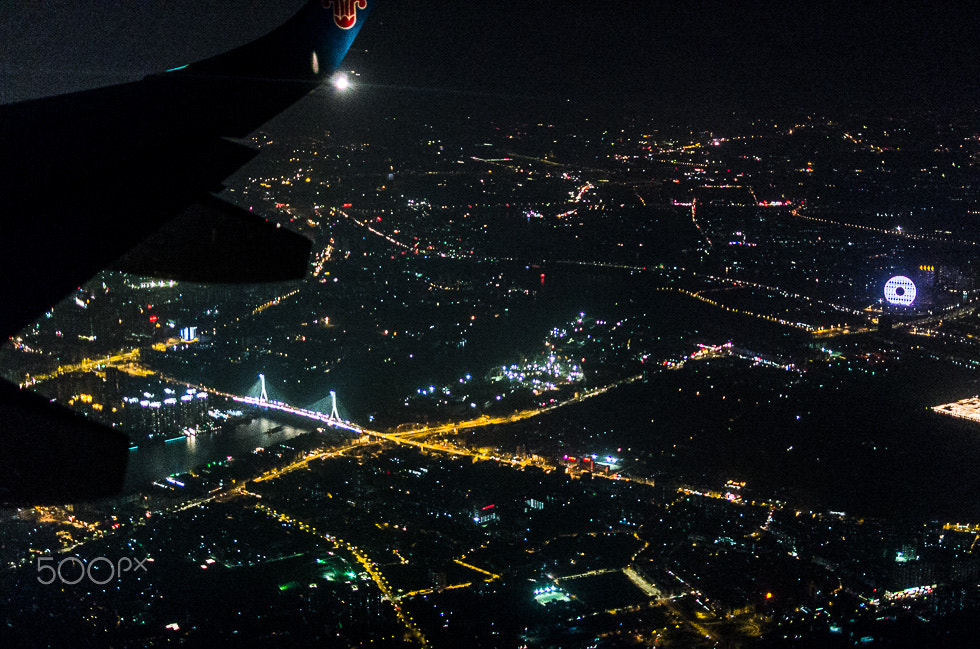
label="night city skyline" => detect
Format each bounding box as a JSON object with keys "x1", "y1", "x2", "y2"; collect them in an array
[{"x1": 2, "y1": 2, "x2": 980, "y2": 647}]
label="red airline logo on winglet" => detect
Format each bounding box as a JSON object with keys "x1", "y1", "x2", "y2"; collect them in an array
[{"x1": 323, "y1": 0, "x2": 366, "y2": 30}]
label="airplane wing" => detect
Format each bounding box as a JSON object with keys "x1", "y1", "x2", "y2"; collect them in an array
[{"x1": 0, "y1": 0, "x2": 375, "y2": 504}]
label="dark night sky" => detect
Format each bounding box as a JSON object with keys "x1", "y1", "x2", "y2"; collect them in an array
[
  {"x1": 2, "y1": 1, "x2": 977, "y2": 113},
  {"x1": 357, "y1": 2, "x2": 979, "y2": 113}
]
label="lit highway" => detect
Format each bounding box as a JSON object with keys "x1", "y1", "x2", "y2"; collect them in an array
[
  {"x1": 18, "y1": 348, "x2": 142, "y2": 388},
  {"x1": 395, "y1": 559, "x2": 500, "y2": 603},
  {"x1": 16, "y1": 331, "x2": 212, "y2": 388},
  {"x1": 251, "y1": 437, "x2": 380, "y2": 483},
  {"x1": 811, "y1": 325, "x2": 872, "y2": 339},
  {"x1": 654, "y1": 287, "x2": 815, "y2": 332},
  {"x1": 787, "y1": 202, "x2": 980, "y2": 248},
  {"x1": 253, "y1": 502, "x2": 429, "y2": 647},
  {"x1": 387, "y1": 373, "x2": 643, "y2": 441}
]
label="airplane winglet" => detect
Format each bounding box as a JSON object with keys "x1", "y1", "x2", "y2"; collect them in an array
[{"x1": 164, "y1": 0, "x2": 374, "y2": 83}]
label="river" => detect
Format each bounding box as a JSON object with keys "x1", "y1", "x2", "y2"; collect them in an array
[{"x1": 122, "y1": 417, "x2": 311, "y2": 492}]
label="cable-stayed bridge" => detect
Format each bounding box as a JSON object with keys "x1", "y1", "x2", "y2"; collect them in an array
[
  {"x1": 232, "y1": 374, "x2": 473, "y2": 455},
  {"x1": 237, "y1": 381, "x2": 355, "y2": 432}
]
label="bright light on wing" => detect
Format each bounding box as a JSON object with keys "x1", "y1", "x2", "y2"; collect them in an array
[{"x1": 332, "y1": 72, "x2": 350, "y2": 91}]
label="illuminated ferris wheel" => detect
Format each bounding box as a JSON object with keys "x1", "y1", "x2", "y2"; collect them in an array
[{"x1": 884, "y1": 275, "x2": 916, "y2": 306}]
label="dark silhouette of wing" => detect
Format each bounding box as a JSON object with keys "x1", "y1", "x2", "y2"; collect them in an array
[{"x1": 0, "y1": 0, "x2": 375, "y2": 504}]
